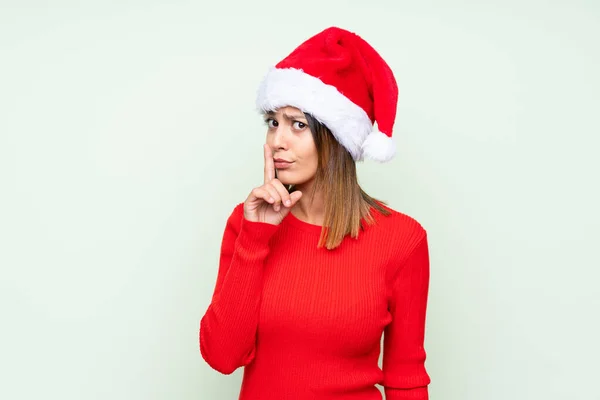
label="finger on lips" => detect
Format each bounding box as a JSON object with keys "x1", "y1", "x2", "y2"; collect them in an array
[
  {"x1": 264, "y1": 144, "x2": 275, "y2": 184},
  {"x1": 262, "y1": 145, "x2": 291, "y2": 212}
]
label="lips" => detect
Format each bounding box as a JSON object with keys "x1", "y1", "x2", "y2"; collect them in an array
[{"x1": 273, "y1": 158, "x2": 293, "y2": 169}]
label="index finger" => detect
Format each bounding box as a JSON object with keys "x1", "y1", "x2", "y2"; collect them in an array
[{"x1": 264, "y1": 144, "x2": 275, "y2": 184}]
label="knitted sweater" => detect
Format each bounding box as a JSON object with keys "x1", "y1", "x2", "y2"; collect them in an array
[{"x1": 199, "y1": 202, "x2": 431, "y2": 399}]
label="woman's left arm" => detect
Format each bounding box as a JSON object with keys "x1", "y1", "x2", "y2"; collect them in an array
[{"x1": 382, "y1": 231, "x2": 432, "y2": 400}]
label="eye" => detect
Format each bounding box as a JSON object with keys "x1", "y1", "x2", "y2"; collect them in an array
[
  {"x1": 264, "y1": 118, "x2": 278, "y2": 128},
  {"x1": 293, "y1": 121, "x2": 307, "y2": 130}
]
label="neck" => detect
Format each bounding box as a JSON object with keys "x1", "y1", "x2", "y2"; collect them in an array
[{"x1": 292, "y1": 179, "x2": 326, "y2": 226}]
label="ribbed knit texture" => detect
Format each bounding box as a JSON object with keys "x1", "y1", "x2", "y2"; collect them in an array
[{"x1": 200, "y1": 202, "x2": 431, "y2": 400}]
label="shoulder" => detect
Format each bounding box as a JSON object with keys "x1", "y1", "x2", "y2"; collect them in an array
[
  {"x1": 370, "y1": 201, "x2": 427, "y2": 236},
  {"x1": 368, "y1": 201, "x2": 428, "y2": 254},
  {"x1": 369, "y1": 203, "x2": 430, "y2": 285}
]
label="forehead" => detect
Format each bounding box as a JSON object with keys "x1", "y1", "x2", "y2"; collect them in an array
[{"x1": 265, "y1": 106, "x2": 306, "y2": 118}]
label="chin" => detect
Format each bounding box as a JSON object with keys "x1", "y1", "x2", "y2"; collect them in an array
[{"x1": 276, "y1": 170, "x2": 308, "y2": 186}]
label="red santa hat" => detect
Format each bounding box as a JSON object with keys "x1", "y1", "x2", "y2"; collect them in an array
[{"x1": 256, "y1": 26, "x2": 399, "y2": 162}]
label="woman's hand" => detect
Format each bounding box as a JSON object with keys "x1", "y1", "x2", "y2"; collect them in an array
[{"x1": 243, "y1": 144, "x2": 303, "y2": 225}]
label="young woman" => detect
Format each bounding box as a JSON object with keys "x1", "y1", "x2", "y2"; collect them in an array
[{"x1": 200, "y1": 27, "x2": 432, "y2": 400}]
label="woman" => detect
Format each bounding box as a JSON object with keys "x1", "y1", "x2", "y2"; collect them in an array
[{"x1": 200, "y1": 26, "x2": 432, "y2": 400}]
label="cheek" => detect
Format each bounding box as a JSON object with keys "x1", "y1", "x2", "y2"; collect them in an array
[
  {"x1": 308, "y1": 148, "x2": 319, "y2": 171},
  {"x1": 299, "y1": 140, "x2": 318, "y2": 169}
]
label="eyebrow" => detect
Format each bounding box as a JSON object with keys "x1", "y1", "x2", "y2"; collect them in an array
[{"x1": 266, "y1": 111, "x2": 307, "y2": 121}]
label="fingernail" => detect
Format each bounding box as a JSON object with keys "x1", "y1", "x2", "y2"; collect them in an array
[
  {"x1": 285, "y1": 200, "x2": 291, "y2": 206},
  {"x1": 269, "y1": 197, "x2": 274, "y2": 202},
  {"x1": 274, "y1": 204, "x2": 280, "y2": 212}
]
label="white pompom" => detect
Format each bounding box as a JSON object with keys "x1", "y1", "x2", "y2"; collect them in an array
[{"x1": 361, "y1": 129, "x2": 396, "y2": 162}]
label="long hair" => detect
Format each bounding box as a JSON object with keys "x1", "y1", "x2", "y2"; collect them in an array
[{"x1": 284, "y1": 112, "x2": 391, "y2": 250}]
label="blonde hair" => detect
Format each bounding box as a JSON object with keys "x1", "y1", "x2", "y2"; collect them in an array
[{"x1": 286, "y1": 112, "x2": 391, "y2": 250}]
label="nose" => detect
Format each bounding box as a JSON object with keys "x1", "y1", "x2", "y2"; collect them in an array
[{"x1": 269, "y1": 125, "x2": 289, "y2": 151}]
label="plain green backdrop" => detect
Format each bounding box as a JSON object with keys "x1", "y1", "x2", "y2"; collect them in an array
[{"x1": 1, "y1": 0, "x2": 599, "y2": 399}]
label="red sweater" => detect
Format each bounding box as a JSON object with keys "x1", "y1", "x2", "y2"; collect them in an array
[{"x1": 199, "y1": 202, "x2": 431, "y2": 399}]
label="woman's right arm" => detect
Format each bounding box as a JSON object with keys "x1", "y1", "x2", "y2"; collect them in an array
[
  {"x1": 200, "y1": 144, "x2": 302, "y2": 374},
  {"x1": 199, "y1": 202, "x2": 279, "y2": 374}
]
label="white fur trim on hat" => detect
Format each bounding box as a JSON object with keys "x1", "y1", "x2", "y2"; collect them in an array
[
  {"x1": 361, "y1": 127, "x2": 397, "y2": 162},
  {"x1": 256, "y1": 66, "x2": 373, "y2": 161}
]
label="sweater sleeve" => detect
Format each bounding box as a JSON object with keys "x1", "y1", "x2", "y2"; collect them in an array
[
  {"x1": 199, "y1": 203, "x2": 280, "y2": 374},
  {"x1": 382, "y1": 231, "x2": 432, "y2": 400}
]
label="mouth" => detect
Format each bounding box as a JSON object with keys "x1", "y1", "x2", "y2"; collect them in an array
[{"x1": 273, "y1": 159, "x2": 294, "y2": 169}]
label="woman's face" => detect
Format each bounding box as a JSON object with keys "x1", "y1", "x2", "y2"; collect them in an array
[{"x1": 264, "y1": 106, "x2": 318, "y2": 186}]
